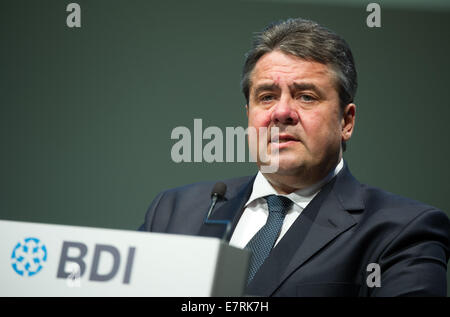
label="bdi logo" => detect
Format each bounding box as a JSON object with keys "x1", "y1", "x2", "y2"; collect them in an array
[
  {"x1": 56, "y1": 242, "x2": 136, "y2": 284},
  {"x1": 10, "y1": 238, "x2": 136, "y2": 285},
  {"x1": 11, "y1": 237, "x2": 47, "y2": 277}
]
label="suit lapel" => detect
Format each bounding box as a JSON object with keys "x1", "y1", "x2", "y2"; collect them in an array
[
  {"x1": 197, "y1": 176, "x2": 256, "y2": 240},
  {"x1": 246, "y1": 163, "x2": 365, "y2": 296}
]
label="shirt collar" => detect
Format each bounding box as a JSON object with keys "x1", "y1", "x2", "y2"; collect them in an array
[{"x1": 245, "y1": 158, "x2": 344, "y2": 209}]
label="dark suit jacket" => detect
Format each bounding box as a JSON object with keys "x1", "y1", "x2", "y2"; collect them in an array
[{"x1": 139, "y1": 162, "x2": 450, "y2": 296}]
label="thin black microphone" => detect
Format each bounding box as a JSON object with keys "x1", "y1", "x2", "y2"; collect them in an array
[
  {"x1": 203, "y1": 182, "x2": 231, "y2": 241},
  {"x1": 205, "y1": 182, "x2": 227, "y2": 220}
]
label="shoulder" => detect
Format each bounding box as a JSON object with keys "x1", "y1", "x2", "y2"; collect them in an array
[
  {"x1": 354, "y1": 184, "x2": 450, "y2": 296},
  {"x1": 335, "y1": 164, "x2": 446, "y2": 224},
  {"x1": 360, "y1": 183, "x2": 444, "y2": 220},
  {"x1": 160, "y1": 175, "x2": 255, "y2": 199},
  {"x1": 355, "y1": 183, "x2": 449, "y2": 256},
  {"x1": 139, "y1": 175, "x2": 255, "y2": 232},
  {"x1": 338, "y1": 166, "x2": 449, "y2": 249}
]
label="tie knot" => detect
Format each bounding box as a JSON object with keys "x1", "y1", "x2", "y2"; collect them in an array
[{"x1": 265, "y1": 195, "x2": 293, "y2": 215}]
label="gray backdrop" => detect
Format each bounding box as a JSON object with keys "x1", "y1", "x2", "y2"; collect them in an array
[{"x1": 1, "y1": 0, "x2": 449, "y2": 293}]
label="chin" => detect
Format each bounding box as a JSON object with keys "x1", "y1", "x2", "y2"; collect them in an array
[{"x1": 269, "y1": 156, "x2": 307, "y2": 175}]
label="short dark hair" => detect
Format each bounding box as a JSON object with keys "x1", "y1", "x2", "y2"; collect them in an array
[{"x1": 241, "y1": 18, "x2": 357, "y2": 151}]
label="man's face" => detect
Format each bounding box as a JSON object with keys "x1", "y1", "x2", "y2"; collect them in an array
[{"x1": 247, "y1": 50, "x2": 353, "y2": 182}]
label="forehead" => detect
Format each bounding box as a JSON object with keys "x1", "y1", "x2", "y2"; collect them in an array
[{"x1": 250, "y1": 51, "x2": 337, "y2": 90}]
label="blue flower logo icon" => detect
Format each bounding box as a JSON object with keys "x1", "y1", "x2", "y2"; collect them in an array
[{"x1": 11, "y1": 237, "x2": 47, "y2": 277}]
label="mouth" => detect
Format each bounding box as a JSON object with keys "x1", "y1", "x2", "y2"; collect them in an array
[
  {"x1": 270, "y1": 133, "x2": 299, "y2": 144},
  {"x1": 269, "y1": 133, "x2": 301, "y2": 150}
]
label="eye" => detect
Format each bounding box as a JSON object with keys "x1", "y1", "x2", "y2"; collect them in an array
[
  {"x1": 260, "y1": 94, "x2": 275, "y2": 102},
  {"x1": 298, "y1": 94, "x2": 316, "y2": 102}
]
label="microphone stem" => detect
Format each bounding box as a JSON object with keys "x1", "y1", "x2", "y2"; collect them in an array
[{"x1": 205, "y1": 194, "x2": 218, "y2": 220}]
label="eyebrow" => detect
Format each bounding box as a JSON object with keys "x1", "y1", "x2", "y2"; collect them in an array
[
  {"x1": 291, "y1": 83, "x2": 325, "y2": 98},
  {"x1": 253, "y1": 83, "x2": 280, "y2": 97},
  {"x1": 252, "y1": 82, "x2": 325, "y2": 98}
]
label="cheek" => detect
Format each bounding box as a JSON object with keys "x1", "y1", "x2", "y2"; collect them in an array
[
  {"x1": 301, "y1": 111, "x2": 322, "y2": 136},
  {"x1": 302, "y1": 111, "x2": 341, "y2": 147},
  {"x1": 248, "y1": 109, "x2": 271, "y2": 127}
]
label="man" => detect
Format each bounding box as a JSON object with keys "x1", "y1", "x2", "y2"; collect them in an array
[{"x1": 139, "y1": 18, "x2": 450, "y2": 296}]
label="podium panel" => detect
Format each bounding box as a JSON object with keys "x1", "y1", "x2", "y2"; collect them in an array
[{"x1": 0, "y1": 220, "x2": 250, "y2": 296}]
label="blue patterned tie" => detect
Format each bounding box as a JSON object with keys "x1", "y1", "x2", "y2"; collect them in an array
[{"x1": 245, "y1": 195, "x2": 293, "y2": 284}]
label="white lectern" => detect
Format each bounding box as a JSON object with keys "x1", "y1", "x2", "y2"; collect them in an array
[{"x1": 0, "y1": 219, "x2": 250, "y2": 296}]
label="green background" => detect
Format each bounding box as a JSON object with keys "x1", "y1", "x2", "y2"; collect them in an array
[{"x1": 1, "y1": 0, "x2": 449, "y2": 293}]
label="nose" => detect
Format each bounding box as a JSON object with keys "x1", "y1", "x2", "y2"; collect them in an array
[{"x1": 271, "y1": 96, "x2": 299, "y2": 125}]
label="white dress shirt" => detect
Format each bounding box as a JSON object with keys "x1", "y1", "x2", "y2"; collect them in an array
[{"x1": 229, "y1": 158, "x2": 344, "y2": 249}]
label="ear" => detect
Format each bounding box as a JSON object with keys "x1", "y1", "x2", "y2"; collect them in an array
[
  {"x1": 245, "y1": 104, "x2": 249, "y2": 117},
  {"x1": 341, "y1": 103, "x2": 356, "y2": 142}
]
